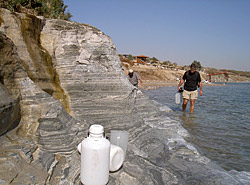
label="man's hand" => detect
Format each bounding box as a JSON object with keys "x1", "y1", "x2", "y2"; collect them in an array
[
  {"x1": 200, "y1": 90, "x2": 203, "y2": 96},
  {"x1": 178, "y1": 86, "x2": 181, "y2": 92}
]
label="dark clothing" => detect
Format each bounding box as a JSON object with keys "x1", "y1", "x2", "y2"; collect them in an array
[{"x1": 183, "y1": 70, "x2": 201, "y2": 91}]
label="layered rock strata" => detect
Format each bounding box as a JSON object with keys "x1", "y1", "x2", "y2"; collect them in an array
[
  {"x1": 0, "y1": 8, "x2": 248, "y2": 184},
  {"x1": 0, "y1": 28, "x2": 85, "y2": 184}
]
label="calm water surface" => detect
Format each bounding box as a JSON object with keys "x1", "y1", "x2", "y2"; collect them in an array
[{"x1": 144, "y1": 83, "x2": 250, "y2": 172}]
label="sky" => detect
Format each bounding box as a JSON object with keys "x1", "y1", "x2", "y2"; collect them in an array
[{"x1": 63, "y1": 0, "x2": 250, "y2": 71}]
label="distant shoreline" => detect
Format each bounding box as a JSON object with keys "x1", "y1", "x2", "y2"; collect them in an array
[{"x1": 140, "y1": 81, "x2": 225, "y2": 90}]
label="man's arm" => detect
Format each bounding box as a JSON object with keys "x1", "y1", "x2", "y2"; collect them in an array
[
  {"x1": 197, "y1": 72, "x2": 202, "y2": 96},
  {"x1": 199, "y1": 82, "x2": 202, "y2": 96},
  {"x1": 178, "y1": 78, "x2": 184, "y2": 91},
  {"x1": 135, "y1": 72, "x2": 143, "y2": 87},
  {"x1": 139, "y1": 79, "x2": 143, "y2": 86}
]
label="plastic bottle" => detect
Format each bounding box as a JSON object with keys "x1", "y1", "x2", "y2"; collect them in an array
[
  {"x1": 175, "y1": 92, "x2": 181, "y2": 104},
  {"x1": 80, "y1": 124, "x2": 110, "y2": 185},
  {"x1": 77, "y1": 143, "x2": 125, "y2": 172}
]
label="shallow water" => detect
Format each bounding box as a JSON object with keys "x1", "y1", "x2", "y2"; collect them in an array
[{"x1": 143, "y1": 83, "x2": 250, "y2": 172}]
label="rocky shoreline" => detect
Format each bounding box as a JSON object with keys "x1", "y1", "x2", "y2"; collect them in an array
[{"x1": 0, "y1": 8, "x2": 249, "y2": 184}]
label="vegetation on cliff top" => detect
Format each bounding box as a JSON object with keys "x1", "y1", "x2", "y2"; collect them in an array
[{"x1": 0, "y1": 0, "x2": 71, "y2": 20}]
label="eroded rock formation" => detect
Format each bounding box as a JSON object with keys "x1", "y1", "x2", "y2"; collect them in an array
[{"x1": 0, "y1": 8, "x2": 248, "y2": 184}]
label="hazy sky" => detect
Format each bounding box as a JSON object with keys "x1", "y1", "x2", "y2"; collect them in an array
[{"x1": 64, "y1": 0, "x2": 250, "y2": 71}]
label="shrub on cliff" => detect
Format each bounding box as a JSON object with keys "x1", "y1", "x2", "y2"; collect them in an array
[{"x1": 0, "y1": 0, "x2": 72, "y2": 20}]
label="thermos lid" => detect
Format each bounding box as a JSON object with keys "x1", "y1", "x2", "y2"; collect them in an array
[{"x1": 89, "y1": 124, "x2": 104, "y2": 135}]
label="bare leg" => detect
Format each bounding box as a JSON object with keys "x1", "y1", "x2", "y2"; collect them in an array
[
  {"x1": 190, "y1": 99, "x2": 195, "y2": 113},
  {"x1": 182, "y1": 99, "x2": 189, "y2": 112}
]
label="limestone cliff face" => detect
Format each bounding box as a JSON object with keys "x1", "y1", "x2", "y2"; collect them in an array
[
  {"x1": 0, "y1": 30, "x2": 21, "y2": 136},
  {"x1": 0, "y1": 25, "x2": 85, "y2": 184},
  {"x1": 0, "y1": 8, "x2": 247, "y2": 185},
  {"x1": 0, "y1": 8, "x2": 70, "y2": 112},
  {"x1": 40, "y1": 18, "x2": 135, "y2": 121},
  {"x1": 0, "y1": 8, "x2": 137, "y2": 184}
]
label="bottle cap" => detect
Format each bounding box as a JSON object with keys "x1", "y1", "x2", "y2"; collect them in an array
[{"x1": 89, "y1": 124, "x2": 104, "y2": 135}]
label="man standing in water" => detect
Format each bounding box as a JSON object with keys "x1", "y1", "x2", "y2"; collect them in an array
[
  {"x1": 178, "y1": 63, "x2": 202, "y2": 113},
  {"x1": 128, "y1": 69, "x2": 143, "y2": 88}
]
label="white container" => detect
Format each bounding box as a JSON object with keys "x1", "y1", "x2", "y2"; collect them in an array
[
  {"x1": 110, "y1": 130, "x2": 129, "y2": 157},
  {"x1": 175, "y1": 92, "x2": 181, "y2": 104},
  {"x1": 109, "y1": 144, "x2": 124, "y2": 172},
  {"x1": 80, "y1": 124, "x2": 110, "y2": 185},
  {"x1": 77, "y1": 143, "x2": 125, "y2": 172}
]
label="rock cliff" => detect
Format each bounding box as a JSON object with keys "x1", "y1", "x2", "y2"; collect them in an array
[{"x1": 0, "y1": 8, "x2": 248, "y2": 184}]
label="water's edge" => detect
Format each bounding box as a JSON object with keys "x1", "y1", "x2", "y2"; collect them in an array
[{"x1": 140, "y1": 89, "x2": 250, "y2": 184}]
